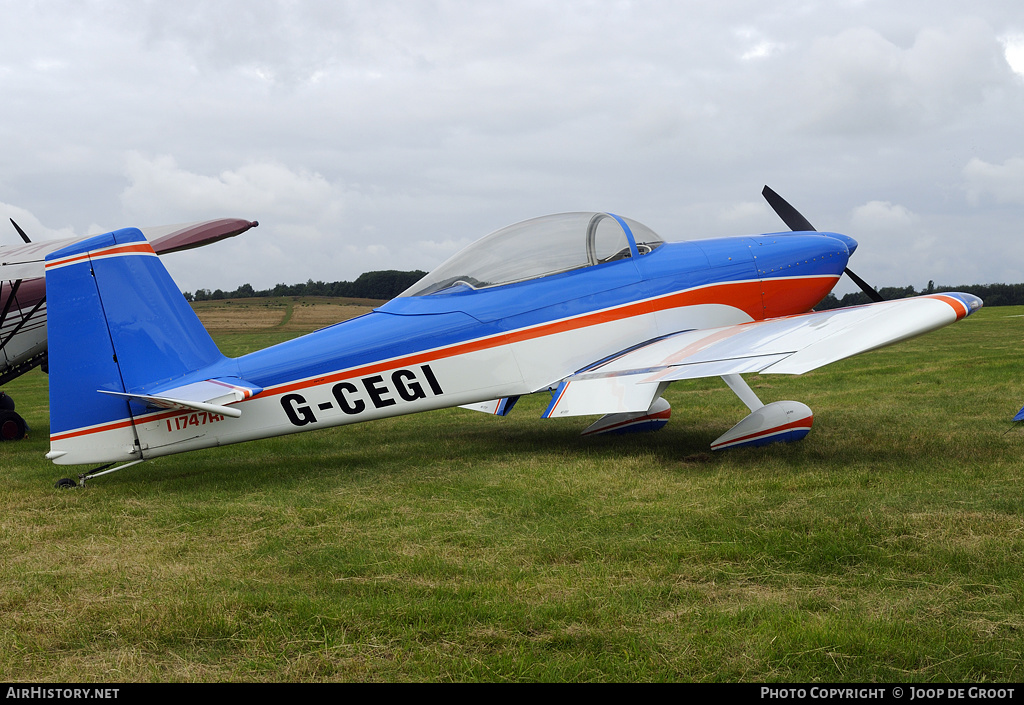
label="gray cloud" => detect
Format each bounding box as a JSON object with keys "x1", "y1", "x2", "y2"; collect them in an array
[{"x1": 1, "y1": 1, "x2": 1023, "y2": 296}]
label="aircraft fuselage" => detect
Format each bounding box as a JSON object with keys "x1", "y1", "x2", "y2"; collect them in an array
[{"x1": 47, "y1": 229, "x2": 853, "y2": 464}]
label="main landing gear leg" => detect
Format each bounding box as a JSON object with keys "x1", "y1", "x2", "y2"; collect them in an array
[{"x1": 55, "y1": 459, "x2": 145, "y2": 489}]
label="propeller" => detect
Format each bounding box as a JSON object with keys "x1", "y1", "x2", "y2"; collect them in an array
[
  {"x1": 761, "y1": 185, "x2": 883, "y2": 303},
  {"x1": 10, "y1": 219, "x2": 30, "y2": 244}
]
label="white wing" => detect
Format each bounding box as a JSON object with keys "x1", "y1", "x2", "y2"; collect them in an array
[{"x1": 543, "y1": 293, "x2": 981, "y2": 418}]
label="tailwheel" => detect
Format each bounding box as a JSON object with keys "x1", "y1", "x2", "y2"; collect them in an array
[{"x1": 55, "y1": 478, "x2": 78, "y2": 489}]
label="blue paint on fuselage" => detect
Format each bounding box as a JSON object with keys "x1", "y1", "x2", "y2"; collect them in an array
[
  {"x1": 222, "y1": 233, "x2": 852, "y2": 391},
  {"x1": 744, "y1": 231, "x2": 852, "y2": 280}
]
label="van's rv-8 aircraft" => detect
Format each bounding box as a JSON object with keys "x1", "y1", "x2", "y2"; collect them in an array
[
  {"x1": 0, "y1": 218, "x2": 258, "y2": 441},
  {"x1": 43, "y1": 188, "x2": 981, "y2": 487}
]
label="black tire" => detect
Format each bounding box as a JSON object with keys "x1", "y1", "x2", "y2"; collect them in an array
[
  {"x1": 55, "y1": 478, "x2": 78, "y2": 489},
  {"x1": 0, "y1": 410, "x2": 26, "y2": 441}
]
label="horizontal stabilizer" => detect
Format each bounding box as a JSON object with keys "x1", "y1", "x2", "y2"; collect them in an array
[
  {"x1": 98, "y1": 377, "x2": 262, "y2": 419},
  {"x1": 99, "y1": 391, "x2": 240, "y2": 418}
]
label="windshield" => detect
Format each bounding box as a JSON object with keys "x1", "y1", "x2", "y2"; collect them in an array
[{"x1": 401, "y1": 212, "x2": 663, "y2": 297}]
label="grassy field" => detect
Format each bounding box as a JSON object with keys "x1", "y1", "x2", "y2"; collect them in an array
[{"x1": 1, "y1": 300, "x2": 1023, "y2": 682}]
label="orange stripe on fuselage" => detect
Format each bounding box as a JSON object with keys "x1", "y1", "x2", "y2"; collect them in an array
[
  {"x1": 265, "y1": 279, "x2": 774, "y2": 398},
  {"x1": 50, "y1": 417, "x2": 137, "y2": 442},
  {"x1": 761, "y1": 275, "x2": 839, "y2": 318}
]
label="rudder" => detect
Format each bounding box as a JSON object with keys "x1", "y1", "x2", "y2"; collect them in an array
[{"x1": 45, "y1": 228, "x2": 226, "y2": 465}]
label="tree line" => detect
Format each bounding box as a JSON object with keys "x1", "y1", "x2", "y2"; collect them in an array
[
  {"x1": 815, "y1": 281, "x2": 1024, "y2": 309},
  {"x1": 185, "y1": 271, "x2": 1024, "y2": 308},
  {"x1": 184, "y1": 269, "x2": 427, "y2": 302}
]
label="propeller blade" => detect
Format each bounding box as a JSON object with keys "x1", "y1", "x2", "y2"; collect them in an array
[
  {"x1": 843, "y1": 267, "x2": 884, "y2": 303},
  {"x1": 762, "y1": 186, "x2": 887, "y2": 303},
  {"x1": 762, "y1": 185, "x2": 816, "y2": 232},
  {"x1": 10, "y1": 219, "x2": 30, "y2": 244}
]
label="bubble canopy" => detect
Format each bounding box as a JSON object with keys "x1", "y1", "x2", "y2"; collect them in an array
[{"x1": 401, "y1": 212, "x2": 664, "y2": 297}]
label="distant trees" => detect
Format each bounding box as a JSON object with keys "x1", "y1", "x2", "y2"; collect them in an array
[
  {"x1": 956, "y1": 283, "x2": 1024, "y2": 307},
  {"x1": 816, "y1": 285, "x2": 920, "y2": 310},
  {"x1": 183, "y1": 271, "x2": 1024, "y2": 308},
  {"x1": 184, "y1": 270, "x2": 427, "y2": 302},
  {"x1": 815, "y1": 282, "x2": 1024, "y2": 309}
]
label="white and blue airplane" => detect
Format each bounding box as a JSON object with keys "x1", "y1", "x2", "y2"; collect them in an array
[{"x1": 43, "y1": 188, "x2": 982, "y2": 486}]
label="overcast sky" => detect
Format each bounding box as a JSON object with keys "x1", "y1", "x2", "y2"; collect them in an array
[{"x1": 2, "y1": 0, "x2": 1023, "y2": 296}]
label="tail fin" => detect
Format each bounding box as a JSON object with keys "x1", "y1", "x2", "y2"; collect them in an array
[{"x1": 45, "y1": 228, "x2": 226, "y2": 464}]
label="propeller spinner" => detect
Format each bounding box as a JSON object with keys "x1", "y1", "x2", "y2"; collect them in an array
[{"x1": 761, "y1": 185, "x2": 883, "y2": 303}]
